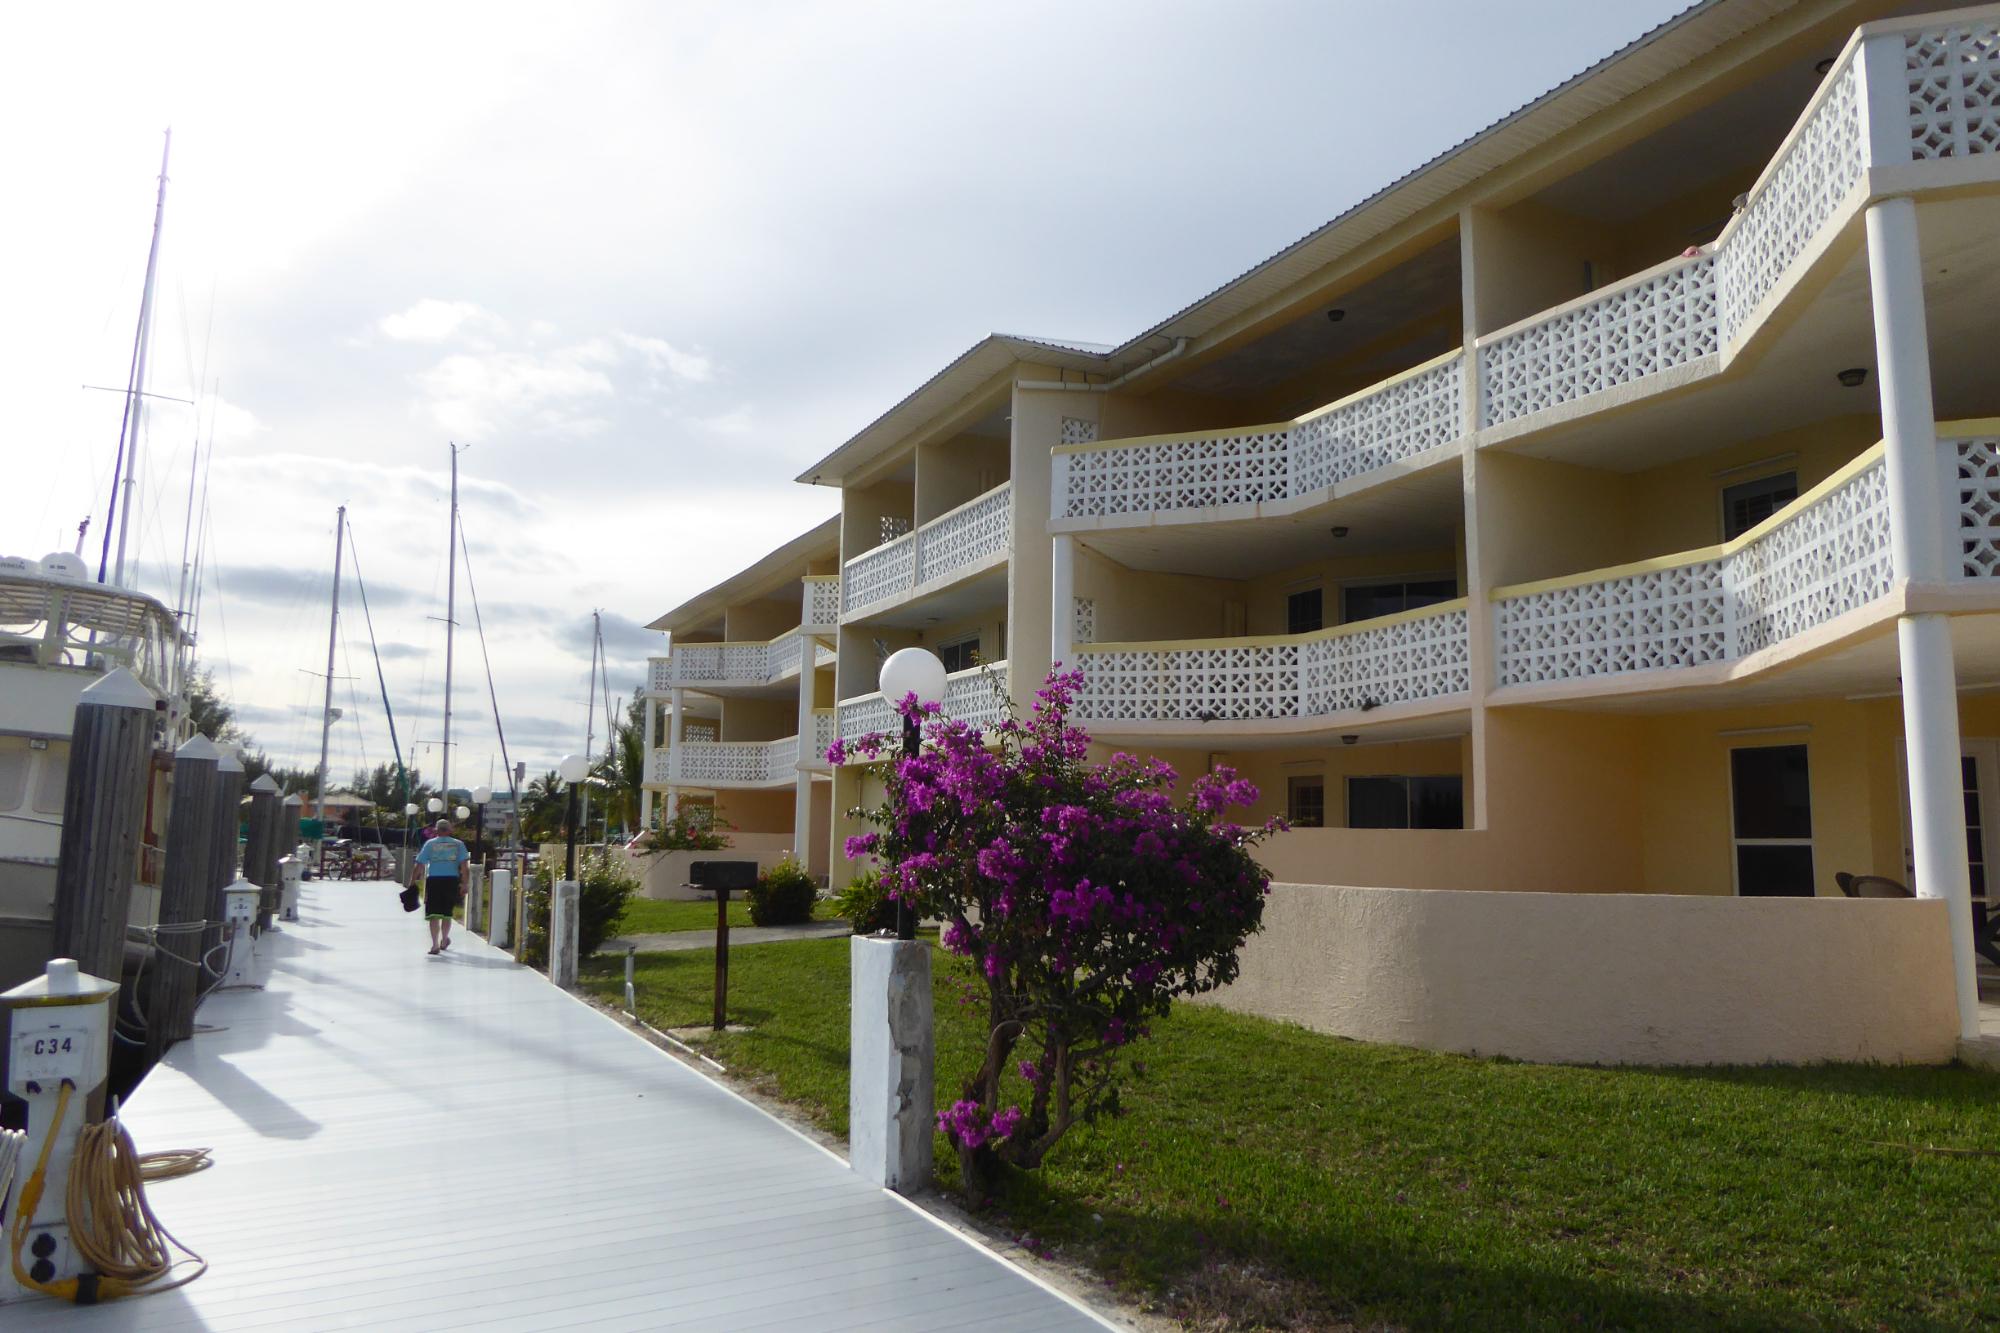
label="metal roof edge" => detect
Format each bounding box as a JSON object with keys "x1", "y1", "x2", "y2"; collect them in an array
[{"x1": 644, "y1": 513, "x2": 842, "y2": 634}]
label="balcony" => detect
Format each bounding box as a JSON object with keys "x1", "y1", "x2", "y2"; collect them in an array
[
  {"x1": 1490, "y1": 426, "x2": 2000, "y2": 692},
  {"x1": 1054, "y1": 351, "x2": 1465, "y2": 525},
  {"x1": 1071, "y1": 603, "x2": 1470, "y2": 732},
  {"x1": 843, "y1": 482, "x2": 1012, "y2": 618},
  {"x1": 1053, "y1": 12, "x2": 2000, "y2": 525},
  {"x1": 646, "y1": 631, "x2": 832, "y2": 695},
  {"x1": 835, "y1": 662, "x2": 1011, "y2": 761},
  {"x1": 803, "y1": 575, "x2": 840, "y2": 633},
  {"x1": 650, "y1": 734, "x2": 802, "y2": 788}
]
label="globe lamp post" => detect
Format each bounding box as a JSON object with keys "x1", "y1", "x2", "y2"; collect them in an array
[
  {"x1": 558, "y1": 753, "x2": 590, "y2": 881},
  {"x1": 877, "y1": 647, "x2": 947, "y2": 940},
  {"x1": 471, "y1": 785, "x2": 493, "y2": 865}
]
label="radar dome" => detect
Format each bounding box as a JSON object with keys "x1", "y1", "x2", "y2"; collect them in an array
[{"x1": 40, "y1": 552, "x2": 88, "y2": 581}]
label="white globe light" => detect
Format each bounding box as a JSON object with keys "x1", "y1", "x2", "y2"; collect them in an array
[
  {"x1": 426, "y1": 797, "x2": 444, "y2": 813},
  {"x1": 472, "y1": 786, "x2": 493, "y2": 804},
  {"x1": 879, "y1": 647, "x2": 947, "y2": 706},
  {"x1": 557, "y1": 753, "x2": 590, "y2": 784},
  {"x1": 455, "y1": 805, "x2": 471, "y2": 821},
  {"x1": 403, "y1": 803, "x2": 419, "y2": 817}
]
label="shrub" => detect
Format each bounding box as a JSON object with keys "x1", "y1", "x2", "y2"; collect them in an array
[
  {"x1": 747, "y1": 856, "x2": 817, "y2": 926},
  {"x1": 650, "y1": 805, "x2": 732, "y2": 852},
  {"x1": 830, "y1": 869, "x2": 897, "y2": 935},
  {"x1": 843, "y1": 666, "x2": 1279, "y2": 1203},
  {"x1": 521, "y1": 848, "x2": 638, "y2": 968}
]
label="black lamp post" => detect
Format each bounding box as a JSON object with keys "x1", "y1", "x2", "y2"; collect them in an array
[
  {"x1": 558, "y1": 753, "x2": 589, "y2": 881},
  {"x1": 877, "y1": 647, "x2": 948, "y2": 942}
]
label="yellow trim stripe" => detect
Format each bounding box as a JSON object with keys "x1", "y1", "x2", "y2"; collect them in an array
[{"x1": 1078, "y1": 598, "x2": 1467, "y2": 654}]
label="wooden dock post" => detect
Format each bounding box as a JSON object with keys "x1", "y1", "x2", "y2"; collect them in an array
[
  {"x1": 50, "y1": 668, "x2": 160, "y2": 984},
  {"x1": 204, "y1": 747, "x2": 245, "y2": 969},
  {"x1": 149, "y1": 733, "x2": 220, "y2": 1059},
  {"x1": 245, "y1": 774, "x2": 281, "y2": 930}
]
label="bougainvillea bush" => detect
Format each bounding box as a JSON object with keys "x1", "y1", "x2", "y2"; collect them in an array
[{"x1": 836, "y1": 666, "x2": 1280, "y2": 1201}]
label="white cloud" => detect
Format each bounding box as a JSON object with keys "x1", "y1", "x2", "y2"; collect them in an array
[
  {"x1": 414, "y1": 345, "x2": 616, "y2": 441},
  {"x1": 696, "y1": 406, "x2": 754, "y2": 435},
  {"x1": 618, "y1": 333, "x2": 712, "y2": 384},
  {"x1": 379, "y1": 298, "x2": 504, "y2": 344}
]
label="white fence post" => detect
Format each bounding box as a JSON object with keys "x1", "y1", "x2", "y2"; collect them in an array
[
  {"x1": 551, "y1": 880, "x2": 580, "y2": 988},
  {"x1": 489, "y1": 868, "x2": 513, "y2": 948}
]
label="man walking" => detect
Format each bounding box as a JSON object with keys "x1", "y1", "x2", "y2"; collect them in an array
[{"x1": 415, "y1": 818, "x2": 471, "y2": 954}]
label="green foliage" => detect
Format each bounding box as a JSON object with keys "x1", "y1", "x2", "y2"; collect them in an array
[
  {"x1": 746, "y1": 856, "x2": 816, "y2": 926},
  {"x1": 830, "y1": 870, "x2": 896, "y2": 935},
  {"x1": 583, "y1": 938, "x2": 2000, "y2": 1333},
  {"x1": 649, "y1": 805, "x2": 731, "y2": 851},
  {"x1": 519, "y1": 771, "x2": 567, "y2": 844},
  {"x1": 521, "y1": 848, "x2": 637, "y2": 967}
]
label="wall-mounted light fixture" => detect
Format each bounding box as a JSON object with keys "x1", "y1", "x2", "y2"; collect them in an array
[
  {"x1": 1837, "y1": 367, "x2": 1868, "y2": 388},
  {"x1": 1330, "y1": 525, "x2": 1349, "y2": 539},
  {"x1": 1325, "y1": 309, "x2": 1345, "y2": 323}
]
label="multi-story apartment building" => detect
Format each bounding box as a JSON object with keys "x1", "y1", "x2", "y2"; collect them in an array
[
  {"x1": 648, "y1": 1, "x2": 2000, "y2": 1058},
  {"x1": 641, "y1": 518, "x2": 840, "y2": 883}
]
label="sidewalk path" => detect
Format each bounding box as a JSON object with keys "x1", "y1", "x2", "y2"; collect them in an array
[
  {"x1": 602, "y1": 920, "x2": 852, "y2": 953},
  {"x1": 12, "y1": 881, "x2": 1112, "y2": 1331}
]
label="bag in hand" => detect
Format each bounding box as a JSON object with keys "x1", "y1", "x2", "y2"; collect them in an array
[{"x1": 399, "y1": 884, "x2": 421, "y2": 913}]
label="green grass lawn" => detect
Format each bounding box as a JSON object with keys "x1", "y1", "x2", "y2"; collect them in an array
[
  {"x1": 613, "y1": 897, "x2": 838, "y2": 935},
  {"x1": 581, "y1": 940, "x2": 2000, "y2": 1331}
]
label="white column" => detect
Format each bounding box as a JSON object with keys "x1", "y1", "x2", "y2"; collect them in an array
[
  {"x1": 1050, "y1": 533, "x2": 1075, "y2": 669},
  {"x1": 792, "y1": 653, "x2": 816, "y2": 863},
  {"x1": 666, "y1": 687, "x2": 685, "y2": 820},
  {"x1": 638, "y1": 787, "x2": 654, "y2": 834},
  {"x1": 1867, "y1": 196, "x2": 1980, "y2": 1040}
]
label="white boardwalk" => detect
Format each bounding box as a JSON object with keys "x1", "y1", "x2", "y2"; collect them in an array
[{"x1": 13, "y1": 881, "x2": 1110, "y2": 1331}]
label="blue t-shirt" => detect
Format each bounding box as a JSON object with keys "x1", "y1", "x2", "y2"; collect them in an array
[{"x1": 416, "y1": 835, "x2": 470, "y2": 879}]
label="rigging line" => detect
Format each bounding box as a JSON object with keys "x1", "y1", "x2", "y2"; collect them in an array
[
  {"x1": 201, "y1": 511, "x2": 238, "y2": 701},
  {"x1": 456, "y1": 520, "x2": 523, "y2": 827},
  {"x1": 175, "y1": 281, "x2": 216, "y2": 632},
  {"x1": 346, "y1": 519, "x2": 411, "y2": 807},
  {"x1": 188, "y1": 379, "x2": 219, "y2": 651}
]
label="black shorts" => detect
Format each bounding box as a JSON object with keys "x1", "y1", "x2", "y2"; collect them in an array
[{"x1": 424, "y1": 876, "x2": 462, "y2": 920}]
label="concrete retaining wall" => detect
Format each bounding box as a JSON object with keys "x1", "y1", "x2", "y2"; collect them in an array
[{"x1": 1197, "y1": 882, "x2": 1960, "y2": 1066}]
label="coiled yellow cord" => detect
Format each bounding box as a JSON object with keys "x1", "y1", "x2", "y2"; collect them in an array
[{"x1": 8, "y1": 1082, "x2": 208, "y2": 1304}]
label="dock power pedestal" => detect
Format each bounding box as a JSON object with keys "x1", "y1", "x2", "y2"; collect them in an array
[{"x1": 1, "y1": 958, "x2": 118, "y2": 1305}]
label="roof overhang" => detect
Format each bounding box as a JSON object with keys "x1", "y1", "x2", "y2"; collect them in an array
[{"x1": 645, "y1": 514, "x2": 841, "y2": 634}]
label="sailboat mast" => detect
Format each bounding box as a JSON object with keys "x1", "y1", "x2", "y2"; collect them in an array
[
  {"x1": 314, "y1": 506, "x2": 346, "y2": 832},
  {"x1": 102, "y1": 129, "x2": 172, "y2": 588},
  {"x1": 581, "y1": 610, "x2": 600, "y2": 839},
  {"x1": 442, "y1": 445, "x2": 460, "y2": 803}
]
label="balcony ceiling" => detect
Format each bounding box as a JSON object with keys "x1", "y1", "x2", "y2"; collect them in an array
[
  {"x1": 1078, "y1": 455, "x2": 1464, "y2": 580},
  {"x1": 1173, "y1": 236, "x2": 1462, "y2": 401},
  {"x1": 1495, "y1": 193, "x2": 2000, "y2": 472}
]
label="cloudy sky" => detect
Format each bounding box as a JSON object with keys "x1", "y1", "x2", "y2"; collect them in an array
[{"x1": 2, "y1": 0, "x2": 1686, "y2": 793}]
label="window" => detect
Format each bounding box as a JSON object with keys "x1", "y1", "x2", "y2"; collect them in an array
[
  {"x1": 1721, "y1": 472, "x2": 1798, "y2": 541},
  {"x1": 0, "y1": 741, "x2": 28, "y2": 811},
  {"x1": 1346, "y1": 775, "x2": 1464, "y2": 829},
  {"x1": 1342, "y1": 577, "x2": 1456, "y2": 624},
  {"x1": 1286, "y1": 776, "x2": 1325, "y2": 828},
  {"x1": 31, "y1": 749, "x2": 67, "y2": 815},
  {"x1": 1286, "y1": 588, "x2": 1323, "y2": 635},
  {"x1": 1730, "y1": 743, "x2": 1813, "y2": 895},
  {"x1": 936, "y1": 634, "x2": 980, "y2": 674}
]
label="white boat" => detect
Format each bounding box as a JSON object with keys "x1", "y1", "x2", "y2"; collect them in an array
[{"x1": 0, "y1": 551, "x2": 189, "y2": 987}]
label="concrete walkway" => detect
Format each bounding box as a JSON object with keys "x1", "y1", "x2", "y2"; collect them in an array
[
  {"x1": 601, "y1": 920, "x2": 852, "y2": 954},
  {"x1": 12, "y1": 881, "x2": 1112, "y2": 1331}
]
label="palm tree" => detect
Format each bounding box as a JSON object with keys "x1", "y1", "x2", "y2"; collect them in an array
[
  {"x1": 593, "y1": 688, "x2": 646, "y2": 838},
  {"x1": 520, "y1": 770, "x2": 567, "y2": 843}
]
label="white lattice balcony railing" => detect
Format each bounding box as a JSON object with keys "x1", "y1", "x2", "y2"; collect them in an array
[
  {"x1": 803, "y1": 575, "x2": 841, "y2": 629},
  {"x1": 843, "y1": 483, "x2": 1013, "y2": 615},
  {"x1": 1051, "y1": 14, "x2": 1999, "y2": 519},
  {"x1": 1073, "y1": 603, "x2": 1471, "y2": 725},
  {"x1": 1481, "y1": 428, "x2": 2000, "y2": 686},
  {"x1": 804, "y1": 708, "x2": 838, "y2": 768},
  {"x1": 1053, "y1": 352, "x2": 1465, "y2": 522},
  {"x1": 835, "y1": 663, "x2": 1011, "y2": 762},
  {"x1": 649, "y1": 630, "x2": 806, "y2": 691},
  {"x1": 653, "y1": 734, "x2": 802, "y2": 787}
]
